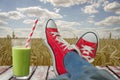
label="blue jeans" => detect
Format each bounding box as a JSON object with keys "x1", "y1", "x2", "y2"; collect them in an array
[{"x1": 50, "y1": 51, "x2": 117, "y2": 80}]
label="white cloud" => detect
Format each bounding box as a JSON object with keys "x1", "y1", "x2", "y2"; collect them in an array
[
  {"x1": 87, "y1": 16, "x2": 95, "y2": 23},
  {"x1": 0, "y1": 12, "x2": 9, "y2": 26},
  {"x1": 0, "y1": 20, "x2": 120, "y2": 39},
  {"x1": 0, "y1": 11, "x2": 24, "y2": 20},
  {"x1": 23, "y1": 19, "x2": 35, "y2": 24},
  {"x1": 40, "y1": 0, "x2": 108, "y2": 7},
  {"x1": 70, "y1": 27, "x2": 107, "y2": 39},
  {"x1": 40, "y1": 0, "x2": 89, "y2": 7},
  {"x1": 89, "y1": 15, "x2": 95, "y2": 18},
  {"x1": 14, "y1": 28, "x2": 39, "y2": 38},
  {"x1": 0, "y1": 27, "x2": 40, "y2": 38},
  {"x1": 0, "y1": 11, "x2": 24, "y2": 26},
  {"x1": 104, "y1": 1, "x2": 120, "y2": 14},
  {"x1": 53, "y1": 8, "x2": 60, "y2": 13},
  {"x1": 8, "y1": 11, "x2": 25, "y2": 20},
  {"x1": 82, "y1": 4, "x2": 98, "y2": 14},
  {"x1": 53, "y1": 20, "x2": 120, "y2": 38},
  {"x1": 0, "y1": 11, "x2": 25, "y2": 37},
  {"x1": 102, "y1": 0, "x2": 109, "y2": 7},
  {"x1": 113, "y1": 27, "x2": 120, "y2": 31},
  {"x1": 17, "y1": 7, "x2": 62, "y2": 19},
  {"x1": 11, "y1": 27, "x2": 120, "y2": 39},
  {"x1": 81, "y1": 0, "x2": 111, "y2": 14},
  {"x1": 14, "y1": 28, "x2": 31, "y2": 38},
  {"x1": 88, "y1": 20, "x2": 95, "y2": 23},
  {"x1": 55, "y1": 20, "x2": 81, "y2": 38},
  {"x1": 23, "y1": 19, "x2": 44, "y2": 29},
  {"x1": 0, "y1": 27, "x2": 12, "y2": 37},
  {"x1": 56, "y1": 20, "x2": 80, "y2": 30},
  {"x1": 73, "y1": 27, "x2": 120, "y2": 39},
  {"x1": 0, "y1": 20, "x2": 8, "y2": 26},
  {"x1": 0, "y1": 26, "x2": 12, "y2": 32},
  {"x1": 0, "y1": 12, "x2": 9, "y2": 21},
  {"x1": 95, "y1": 16, "x2": 120, "y2": 26}
]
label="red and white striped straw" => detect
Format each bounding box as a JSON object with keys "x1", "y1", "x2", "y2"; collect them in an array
[{"x1": 25, "y1": 19, "x2": 38, "y2": 48}]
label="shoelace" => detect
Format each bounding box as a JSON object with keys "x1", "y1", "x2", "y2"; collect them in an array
[
  {"x1": 80, "y1": 44, "x2": 94, "y2": 62},
  {"x1": 50, "y1": 32, "x2": 73, "y2": 51}
]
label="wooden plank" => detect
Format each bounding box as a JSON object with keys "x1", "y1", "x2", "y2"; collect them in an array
[
  {"x1": 0, "y1": 67, "x2": 12, "y2": 80},
  {"x1": 30, "y1": 66, "x2": 49, "y2": 80},
  {"x1": 106, "y1": 66, "x2": 120, "y2": 79},
  {"x1": 96, "y1": 66, "x2": 119, "y2": 79},
  {"x1": 28, "y1": 66, "x2": 37, "y2": 80},
  {"x1": 9, "y1": 66, "x2": 37, "y2": 80},
  {"x1": 47, "y1": 66, "x2": 120, "y2": 79},
  {"x1": 0, "y1": 66, "x2": 119, "y2": 80},
  {"x1": 0, "y1": 66, "x2": 12, "y2": 75},
  {"x1": 47, "y1": 66, "x2": 56, "y2": 80}
]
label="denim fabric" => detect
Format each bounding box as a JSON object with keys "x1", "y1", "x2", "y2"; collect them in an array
[{"x1": 49, "y1": 51, "x2": 117, "y2": 80}]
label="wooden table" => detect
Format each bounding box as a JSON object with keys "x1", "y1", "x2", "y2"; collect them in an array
[{"x1": 0, "y1": 66, "x2": 120, "y2": 80}]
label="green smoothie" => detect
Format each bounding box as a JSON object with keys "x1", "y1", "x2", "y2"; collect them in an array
[{"x1": 12, "y1": 47, "x2": 30, "y2": 76}]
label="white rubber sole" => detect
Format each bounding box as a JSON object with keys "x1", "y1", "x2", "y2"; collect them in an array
[{"x1": 42, "y1": 19, "x2": 58, "y2": 75}]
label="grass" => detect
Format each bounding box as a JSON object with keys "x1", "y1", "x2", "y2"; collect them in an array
[{"x1": 0, "y1": 38, "x2": 120, "y2": 66}]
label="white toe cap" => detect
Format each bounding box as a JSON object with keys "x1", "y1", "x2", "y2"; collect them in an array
[
  {"x1": 82, "y1": 32, "x2": 98, "y2": 43},
  {"x1": 46, "y1": 19, "x2": 57, "y2": 28}
]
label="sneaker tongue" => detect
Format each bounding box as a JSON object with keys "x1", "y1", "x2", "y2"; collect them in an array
[{"x1": 80, "y1": 38, "x2": 97, "y2": 48}]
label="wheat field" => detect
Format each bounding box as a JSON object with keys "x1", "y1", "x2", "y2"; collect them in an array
[{"x1": 0, "y1": 38, "x2": 120, "y2": 66}]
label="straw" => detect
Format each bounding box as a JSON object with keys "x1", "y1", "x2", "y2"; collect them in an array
[{"x1": 25, "y1": 19, "x2": 38, "y2": 48}]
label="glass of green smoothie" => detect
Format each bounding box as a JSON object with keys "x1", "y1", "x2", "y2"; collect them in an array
[{"x1": 12, "y1": 39, "x2": 31, "y2": 79}]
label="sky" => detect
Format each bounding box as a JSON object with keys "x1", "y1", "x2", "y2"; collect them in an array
[{"x1": 0, "y1": 0, "x2": 120, "y2": 38}]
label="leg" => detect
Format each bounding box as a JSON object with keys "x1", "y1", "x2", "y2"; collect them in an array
[{"x1": 64, "y1": 51, "x2": 117, "y2": 80}]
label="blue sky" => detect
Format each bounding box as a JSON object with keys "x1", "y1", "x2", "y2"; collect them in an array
[{"x1": 0, "y1": 0, "x2": 120, "y2": 38}]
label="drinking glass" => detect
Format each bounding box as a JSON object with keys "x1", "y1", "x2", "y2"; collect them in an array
[{"x1": 12, "y1": 39, "x2": 31, "y2": 79}]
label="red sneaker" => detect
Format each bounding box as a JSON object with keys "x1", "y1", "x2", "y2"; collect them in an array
[
  {"x1": 76, "y1": 32, "x2": 99, "y2": 63},
  {"x1": 44, "y1": 19, "x2": 77, "y2": 75}
]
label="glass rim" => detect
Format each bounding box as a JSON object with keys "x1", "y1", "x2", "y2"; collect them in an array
[{"x1": 11, "y1": 38, "x2": 31, "y2": 48}]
